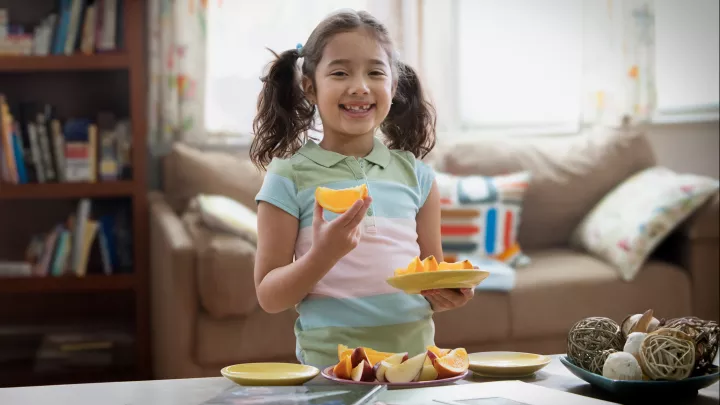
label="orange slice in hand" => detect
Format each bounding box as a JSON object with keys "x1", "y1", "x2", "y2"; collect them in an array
[{"x1": 315, "y1": 184, "x2": 368, "y2": 214}]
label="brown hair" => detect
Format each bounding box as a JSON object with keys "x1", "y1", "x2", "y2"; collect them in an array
[{"x1": 250, "y1": 9, "x2": 436, "y2": 170}]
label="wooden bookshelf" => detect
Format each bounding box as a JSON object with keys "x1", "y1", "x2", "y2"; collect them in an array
[
  {"x1": 0, "y1": 53, "x2": 130, "y2": 72},
  {"x1": 0, "y1": 0, "x2": 151, "y2": 388},
  {"x1": 0, "y1": 181, "x2": 135, "y2": 199},
  {"x1": 0, "y1": 274, "x2": 136, "y2": 294}
]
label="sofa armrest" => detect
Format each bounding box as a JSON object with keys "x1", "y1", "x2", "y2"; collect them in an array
[
  {"x1": 180, "y1": 208, "x2": 259, "y2": 319},
  {"x1": 656, "y1": 191, "x2": 719, "y2": 322},
  {"x1": 194, "y1": 230, "x2": 258, "y2": 318},
  {"x1": 679, "y1": 192, "x2": 719, "y2": 240},
  {"x1": 148, "y1": 192, "x2": 200, "y2": 378}
]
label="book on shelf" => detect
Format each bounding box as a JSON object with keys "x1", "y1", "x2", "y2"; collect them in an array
[
  {"x1": 0, "y1": 0, "x2": 123, "y2": 57},
  {"x1": 9, "y1": 198, "x2": 134, "y2": 278},
  {"x1": 0, "y1": 95, "x2": 132, "y2": 186}
]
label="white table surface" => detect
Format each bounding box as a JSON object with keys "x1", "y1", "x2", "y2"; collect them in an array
[{"x1": 0, "y1": 355, "x2": 716, "y2": 405}]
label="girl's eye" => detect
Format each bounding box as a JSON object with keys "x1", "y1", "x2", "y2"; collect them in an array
[
  {"x1": 370, "y1": 71, "x2": 386, "y2": 76},
  {"x1": 331, "y1": 71, "x2": 348, "y2": 77}
]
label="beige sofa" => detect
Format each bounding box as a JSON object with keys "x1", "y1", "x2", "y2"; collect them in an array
[{"x1": 149, "y1": 129, "x2": 719, "y2": 379}]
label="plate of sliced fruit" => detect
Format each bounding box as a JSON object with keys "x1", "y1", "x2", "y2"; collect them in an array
[
  {"x1": 321, "y1": 345, "x2": 470, "y2": 388},
  {"x1": 386, "y1": 256, "x2": 490, "y2": 294}
]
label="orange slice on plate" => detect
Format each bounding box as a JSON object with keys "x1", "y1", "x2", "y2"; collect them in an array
[
  {"x1": 315, "y1": 184, "x2": 368, "y2": 213},
  {"x1": 421, "y1": 255, "x2": 439, "y2": 272},
  {"x1": 433, "y1": 348, "x2": 469, "y2": 379},
  {"x1": 438, "y1": 260, "x2": 474, "y2": 270},
  {"x1": 394, "y1": 256, "x2": 423, "y2": 276}
]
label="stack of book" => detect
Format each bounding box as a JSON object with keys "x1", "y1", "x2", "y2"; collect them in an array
[
  {"x1": 18, "y1": 198, "x2": 134, "y2": 278},
  {"x1": 0, "y1": 0, "x2": 123, "y2": 56},
  {"x1": 0, "y1": 96, "x2": 132, "y2": 186}
]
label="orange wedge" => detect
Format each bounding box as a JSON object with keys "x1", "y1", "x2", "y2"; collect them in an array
[
  {"x1": 438, "y1": 260, "x2": 473, "y2": 270},
  {"x1": 422, "y1": 255, "x2": 439, "y2": 272},
  {"x1": 427, "y1": 345, "x2": 451, "y2": 358},
  {"x1": 333, "y1": 355, "x2": 352, "y2": 379},
  {"x1": 338, "y1": 344, "x2": 352, "y2": 361},
  {"x1": 394, "y1": 256, "x2": 423, "y2": 276},
  {"x1": 432, "y1": 348, "x2": 469, "y2": 379},
  {"x1": 315, "y1": 184, "x2": 368, "y2": 214}
]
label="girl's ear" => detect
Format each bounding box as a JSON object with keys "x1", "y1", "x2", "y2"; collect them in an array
[
  {"x1": 391, "y1": 78, "x2": 398, "y2": 100},
  {"x1": 302, "y1": 75, "x2": 315, "y2": 104}
]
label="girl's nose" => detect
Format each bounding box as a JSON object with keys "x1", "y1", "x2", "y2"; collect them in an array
[{"x1": 349, "y1": 77, "x2": 370, "y2": 95}]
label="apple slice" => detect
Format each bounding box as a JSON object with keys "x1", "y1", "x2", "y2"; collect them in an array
[
  {"x1": 384, "y1": 352, "x2": 426, "y2": 383},
  {"x1": 417, "y1": 364, "x2": 439, "y2": 381},
  {"x1": 424, "y1": 350, "x2": 438, "y2": 366},
  {"x1": 351, "y1": 360, "x2": 374, "y2": 382},
  {"x1": 373, "y1": 352, "x2": 408, "y2": 382},
  {"x1": 350, "y1": 347, "x2": 371, "y2": 369}
]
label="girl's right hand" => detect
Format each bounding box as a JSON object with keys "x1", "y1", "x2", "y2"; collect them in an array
[{"x1": 310, "y1": 197, "x2": 372, "y2": 265}]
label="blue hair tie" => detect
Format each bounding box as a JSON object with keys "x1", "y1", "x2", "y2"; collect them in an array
[{"x1": 296, "y1": 43, "x2": 303, "y2": 52}]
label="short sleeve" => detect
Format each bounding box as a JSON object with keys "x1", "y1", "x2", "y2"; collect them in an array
[
  {"x1": 255, "y1": 158, "x2": 300, "y2": 219},
  {"x1": 415, "y1": 159, "x2": 436, "y2": 206}
]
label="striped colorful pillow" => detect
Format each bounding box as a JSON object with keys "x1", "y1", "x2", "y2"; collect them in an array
[{"x1": 436, "y1": 171, "x2": 531, "y2": 268}]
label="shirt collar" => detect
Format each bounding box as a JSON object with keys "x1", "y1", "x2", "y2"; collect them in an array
[{"x1": 298, "y1": 137, "x2": 391, "y2": 169}]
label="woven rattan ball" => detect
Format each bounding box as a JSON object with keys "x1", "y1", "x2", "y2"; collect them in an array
[
  {"x1": 638, "y1": 328, "x2": 695, "y2": 381},
  {"x1": 589, "y1": 348, "x2": 617, "y2": 375},
  {"x1": 568, "y1": 317, "x2": 624, "y2": 372},
  {"x1": 661, "y1": 316, "x2": 719, "y2": 375}
]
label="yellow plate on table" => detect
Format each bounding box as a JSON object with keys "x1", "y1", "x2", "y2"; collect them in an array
[
  {"x1": 221, "y1": 363, "x2": 320, "y2": 386},
  {"x1": 386, "y1": 270, "x2": 490, "y2": 294},
  {"x1": 469, "y1": 352, "x2": 551, "y2": 378}
]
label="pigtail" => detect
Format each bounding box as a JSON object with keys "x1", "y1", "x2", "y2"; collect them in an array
[
  {"x1": 381, "y1": 62, "x2": 437, "y2": 159},
  {"x1": 250, "y1": 48, "x2": 316, "y2": 170}
]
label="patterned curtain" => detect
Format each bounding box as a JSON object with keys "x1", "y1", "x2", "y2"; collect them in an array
[
  {"x1": 147, "y1": 0, "x2": 209, "y2": 145},
  {"x1": 581, "y1": 0, "x2": 656, "y2": 128}
]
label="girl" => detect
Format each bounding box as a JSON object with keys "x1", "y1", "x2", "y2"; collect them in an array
[{"x1": 252, "y1": 9, "x2": 473, "y2": 368}]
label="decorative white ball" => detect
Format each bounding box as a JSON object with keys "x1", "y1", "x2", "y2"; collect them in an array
[
  {"x1": 623, "y1": 332, "x2": 647, "y2": 358},
  {"x1": 603, "y1": 352, "x2": 643, "y2": 380}
]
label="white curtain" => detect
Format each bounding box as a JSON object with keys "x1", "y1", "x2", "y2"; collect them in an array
[
  {"x1": 147, "y1": 0, "x2": 209, "y2": 145},
  {"x1": 581, "y1": 0, "x2": 657, "y2": 128}
]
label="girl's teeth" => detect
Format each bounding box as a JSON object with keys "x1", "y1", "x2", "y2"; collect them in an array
[{"x1": 344, "y1": 105, "x2": 371, "y2": 111}]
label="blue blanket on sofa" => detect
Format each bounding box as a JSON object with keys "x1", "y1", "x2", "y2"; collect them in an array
[{"x1": 451, "y1": 254, "x2": 517, "y2": 292}]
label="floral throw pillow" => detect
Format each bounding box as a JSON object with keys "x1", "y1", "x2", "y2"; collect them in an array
[
  {"x1": 571, "y1": 166, "x2": 719, "y2": 281},
  {"x1": 436, "y1": 171, "x2": 532, "y2": 268}
]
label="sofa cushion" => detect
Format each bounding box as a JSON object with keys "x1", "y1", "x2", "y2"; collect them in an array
[
  {"x1": 435, "y1": 128, "x2": 656, "y2": 250},
  {"x1": 182, "y1": 212, "x2": 258, "y2": 318},
  {"x1": 164, "y1": 143, "x2": 265, "y2": 213},
  {"x1": 192, "y1": 194, "x2": 258, "y2": 242},
  {"x1": 508, "y1": 249, "x2": 692, "y2": 340},
  {"x1": 436, "y1": 171, "x2": 532, "y2": 267},
  {"x1": 571, "y1": 166, "x2": 719, "y2": 282}
]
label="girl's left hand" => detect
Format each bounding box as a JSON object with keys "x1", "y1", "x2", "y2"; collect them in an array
[{"x1": 422, "y1": 288, "x2": 474, "y2": 312}]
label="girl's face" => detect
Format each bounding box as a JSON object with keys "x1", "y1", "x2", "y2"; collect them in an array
[{"x1": 306, "y1": 29, "x2": 394, "y2": 140}]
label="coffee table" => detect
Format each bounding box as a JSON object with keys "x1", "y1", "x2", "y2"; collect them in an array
[{"x1": 0, "y1": 355, "x2": 716, "y2": 405}]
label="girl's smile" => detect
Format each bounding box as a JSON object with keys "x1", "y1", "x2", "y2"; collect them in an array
[{"x1": 339, "y1": 102, "x2": 376, "y2": 119}]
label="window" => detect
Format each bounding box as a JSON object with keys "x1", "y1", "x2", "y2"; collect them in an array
[
  {"x1": 205, "y1": 0, "x2": 399, "y2": 136},
  {"x1": 456, "y1": 0, "x2": 583, "y2": 131},
  {"x1": 422, "y1": 0, "x2": 719, "y2": 135},
  {"x1": 654, "y1": 0, "x2": 719, "y2": 117}
]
